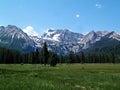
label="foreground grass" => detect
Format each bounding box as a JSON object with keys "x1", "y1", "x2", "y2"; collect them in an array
[{"x1": 0, "y1": 64, "x2": 120, "y2": 90}]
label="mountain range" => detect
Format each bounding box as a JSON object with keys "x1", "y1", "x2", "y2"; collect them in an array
[{"x1": 0, "y1": 25, "x2": 120, "y2": 55}]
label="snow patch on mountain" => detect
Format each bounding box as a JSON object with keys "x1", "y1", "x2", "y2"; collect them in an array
[
  {"x1": 53, "y1": 34, "x2": 60, "y2": 41},
  {"x1": 116, "y1": 32, "x2": 120, "y2": 35},
  {"x1": 45, "y1": 30, "x2": 56, "y2": 36},
  {"x1": 43, "y1": 29, "x2": 84, "y2": 42},
  {"x1": 108, "y1": 32, "x2": 120, "y2": 41}
]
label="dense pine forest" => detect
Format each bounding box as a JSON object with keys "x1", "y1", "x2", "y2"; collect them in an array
[{"x1": 0, "y1": 42, "x2": 120, "y2": 66}]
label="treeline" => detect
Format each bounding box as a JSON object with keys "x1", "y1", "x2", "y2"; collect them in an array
[
  {"x1": 64, "y1": 51, "x2": 118, "y2": 63},
  {"x1": 0, "y1": 42, "x2": 58, "y2": 66},
  {"x1": 0, "y1": 47, "x2": 22, "y2": 64},
  {"x1": 0, "y1": 42, "x2": 120, "y2": 66}
]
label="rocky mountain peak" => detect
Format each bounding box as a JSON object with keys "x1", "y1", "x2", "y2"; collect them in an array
[
  {"x1": 0, "y1": 26, "x2": 5, "y2": 30},
  {"x1": 43, "y1": 29, "x2": 83, "y2": 42},
  {"x1": 6, "y1": 25, "x2": 21, "y2": 31},
  {"x1": 0, "y1": 25, "x2": 120, "y2": 55},
  {"x1": 105, "y1": 31, "x2": 120, "y2": 41},
  {"x1": 0, "y1": 25, "x2": 35, "y2": 52}
]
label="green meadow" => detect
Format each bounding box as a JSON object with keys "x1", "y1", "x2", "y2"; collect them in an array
[{"x1": 0, "y1": 64, "x2": 120, "y2": 90}]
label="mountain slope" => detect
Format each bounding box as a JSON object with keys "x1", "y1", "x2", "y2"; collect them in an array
[
  {"x1": 0, "y1": 25, "x2": 35, "y2": 52},
  {"x1": 31, "y1": 29, "x2": 111, "y2": 55},
  {"x1": 31, "y1": 29, "x2": 84, "y2": 55},
  {"x1": 31, "y1": 30, "x2": 120, "y2": 55},
  {"x1": 80, "y1": 31, "x2": 109, "y2": 49},
  {"x1": 85, "y1": 31, "x2": 120, "y2": 53},
  {"x1": 0, "y1": 25, "x2": 120, "y2": 55}
]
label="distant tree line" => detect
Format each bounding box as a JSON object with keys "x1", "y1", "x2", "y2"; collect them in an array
[
  {"x1": 0, "y1": 42, "x2": 120, "y2": 66},
  {"x1": 0, "y1": 42, "x2": 58, "y2": 66},
  {"x1": 0, "y1": 47, "x2": 22, "y2": 64}
]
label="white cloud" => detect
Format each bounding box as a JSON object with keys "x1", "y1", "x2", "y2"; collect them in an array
[
  {"x1": 23, "y1": 26, "x2": 39, "y2": 36},
  {"x1": 83, "y1": 32, "x2": 89, "y2": 35},
  {"x1": 95, "y1": 4, "x2": 102, "y2": 8},
  {"x1": 76, "y1": 14, "x2": 80, "y2": 18}
]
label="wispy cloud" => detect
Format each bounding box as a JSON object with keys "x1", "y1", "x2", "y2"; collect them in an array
[
  {"x1": 23, "y1": 26, "x2": 39, "y2": 36},
  {"x1": 76, "y1": 14, "x2": 80, "y2": 18},
  {"x1": 95, "y1": 3, "x2": 102, "y2": 8}
]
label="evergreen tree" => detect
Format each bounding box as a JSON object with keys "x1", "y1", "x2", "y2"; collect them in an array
[
  {"x1": 41, "y1": 42, "x2": 49, "y2": 65},
  {"x1": 76, "y1": 55, "x2": 80, "y2": 63},
  {"x1": 48, "y1": 52, "x2": 58, "y2": 66},
  {"x1": 68, "y1": 51, "x2": 74, "y2": 63},
  {"x1": 59, "y1": 56, "x2": 64, "y2": 63},
  {"x1": 80, "y1": 52, "x2": 85, "y2": 64},
  {"x1": 111, "y1": 53, "x2": 115, "y2": 63},
  {"x1": 28, "y1": 52, "x2": 33, "y2": 64},
  {"x1": 35, "y1": 48, "x2": 39, "y2": 63},
  {"x1": 32, "y1": 52, "x2": 36, "y2": 64}
]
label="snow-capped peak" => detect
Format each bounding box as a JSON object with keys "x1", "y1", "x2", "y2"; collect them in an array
[
  {"x1": 107, "y1": 31, "x2": 120, "y2": 41},
  {"x1": 116, "y1": 32, "x2": 120, "y2": 36},
  {"x1": 44, "y1": 29, "x2": 56, "y2": 36},
  {"x1": 96, "y1": 31, "x2": 109, "y2": 36},
  {"x1": 43, "y1": 29, "x2": 60, "y2": 41},
  {"x1": 43, "y1": 29, "x2": 83, "y2": 42}
]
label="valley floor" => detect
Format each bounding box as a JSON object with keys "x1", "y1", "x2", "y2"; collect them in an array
[{"x1": 0, "y1": 64, "x2": 120, "y2": 90}]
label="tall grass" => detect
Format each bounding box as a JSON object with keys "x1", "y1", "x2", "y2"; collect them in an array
[{"x1": 0, "y1": 64, "x2": 120, "y2": 90}]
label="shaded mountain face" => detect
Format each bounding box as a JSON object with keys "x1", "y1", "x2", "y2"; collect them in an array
[
  {"x1": 85, "y1": 31, "x2": 120, "y2": 53},
  {"x1": 0, "y1": 25, "x2": 35, "y2": 52},
  {"x1": 0, "y1": 25, "x2": 120, "y2": 55}
]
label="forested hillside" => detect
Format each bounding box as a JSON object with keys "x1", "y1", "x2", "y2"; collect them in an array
[{"x1": 0, "y1": 42, "x2": 120, "y2": 66}]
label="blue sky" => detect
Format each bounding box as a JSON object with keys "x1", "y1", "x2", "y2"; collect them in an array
[{"x1": 0, "y1": 0, "x2": 120, "y2": 36}]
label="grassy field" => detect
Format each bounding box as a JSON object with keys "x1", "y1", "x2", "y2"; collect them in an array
[{"x1": 0, "y1": 64, "x2": 120, "y2": 90}]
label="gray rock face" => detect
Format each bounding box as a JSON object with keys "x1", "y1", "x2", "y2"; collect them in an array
[{"x1": 0, "y1": 25, "x2": 35, "y2": 52}]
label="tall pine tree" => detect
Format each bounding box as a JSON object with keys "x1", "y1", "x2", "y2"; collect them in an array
[
  {"x1": 48, "y1": 52, "x2": 58, "y2": 67},
  {"x1": 68, "y1": 51, "x2": 74, "y2": 63},
  {"x1": 80, "y1": 52, "x2": 85, "y2": 64},
  {"x1": 35, "y1": 48, "x2": 39, "y2": 63},
  {"x1": 41, "y1": 42, "x2": 49, "y2": 65}
]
